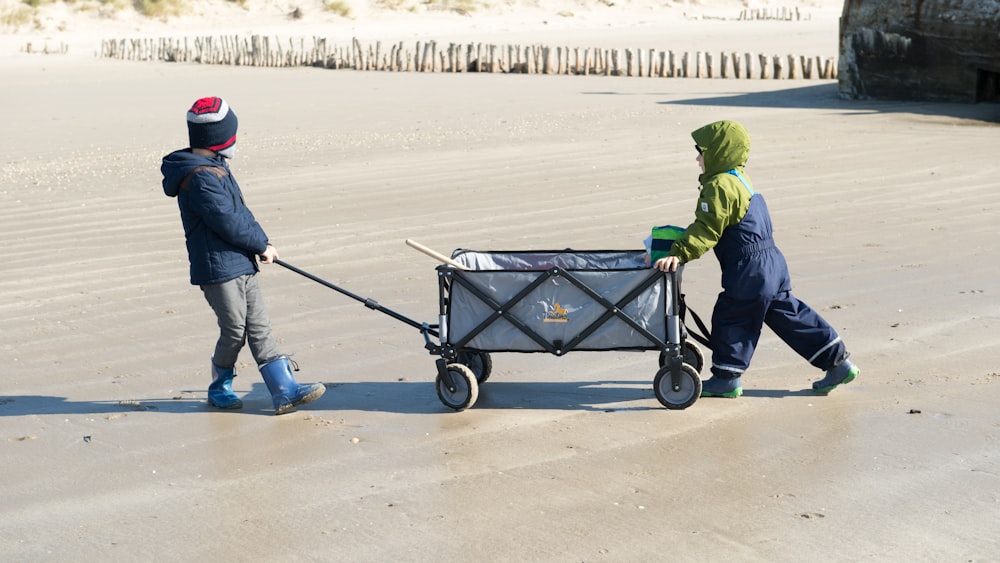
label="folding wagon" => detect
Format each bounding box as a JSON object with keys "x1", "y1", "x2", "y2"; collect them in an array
[{"x1": 277, "y1": 246, "x2": 705, "y2": 411}]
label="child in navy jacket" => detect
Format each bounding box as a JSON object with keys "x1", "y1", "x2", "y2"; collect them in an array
[{"x1": 162, "y1": 97, "x2": 325, "y2": 415}]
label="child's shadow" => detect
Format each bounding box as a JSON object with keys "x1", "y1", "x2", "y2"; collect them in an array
[
  {"x1": 0, "y1": 394, "x2": 210, "y2": 416},
  {"x1": 0, "y1": 388, "x2": 328, "y2": 417}
]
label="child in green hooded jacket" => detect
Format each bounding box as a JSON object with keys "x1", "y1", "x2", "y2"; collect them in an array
[{"x1": 653, "y1": 120, "x2": 859, "y2": 398}]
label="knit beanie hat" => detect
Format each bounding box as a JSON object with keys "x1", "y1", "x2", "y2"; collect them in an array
[{"x1": 187, "y1": 97, "x2": 238, "y2": 159}]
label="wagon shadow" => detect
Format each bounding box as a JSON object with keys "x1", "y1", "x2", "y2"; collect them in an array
[
  {"x1": 313, "y1": 381, "x2": 824, "y2": 413},
  {"x1": 320, "y1": 380, "x2": 663, "y2": 414}
]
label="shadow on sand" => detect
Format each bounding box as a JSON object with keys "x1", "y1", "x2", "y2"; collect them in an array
[
  {"x1": 587, "y1": 83, "x2": 1000, "y2": 122},
  {"x1": 0, "y1": 394, "x2": 211, "y2": 416},
  {"x1": 1, "y1": 380, "x2": 827, "y2": 417}
]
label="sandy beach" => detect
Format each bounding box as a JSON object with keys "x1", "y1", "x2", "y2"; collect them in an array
[{"x1": 2, "y1": 0, "x2": 1000, "y2": 560}]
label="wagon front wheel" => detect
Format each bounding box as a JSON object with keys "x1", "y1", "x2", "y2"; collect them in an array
[
  {"x1": 436, "y1": 363, "x2": 479, "y2": 411},
  {"x1": 653, "y1": 363, "x2": 701, "y2": 410}
]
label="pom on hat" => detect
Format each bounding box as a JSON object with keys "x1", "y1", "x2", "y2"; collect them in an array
[{"x1": 187, "y1": 97, "x2": 238, "y2": 158}]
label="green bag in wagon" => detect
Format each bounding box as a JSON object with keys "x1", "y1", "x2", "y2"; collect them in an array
[{"x1": 648, "y1": 225, "x2": 686, "y2": 262}]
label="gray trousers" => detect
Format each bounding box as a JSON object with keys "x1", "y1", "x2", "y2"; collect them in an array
[{"x1": 201, "y1": 273, "x2": 281, "y2": 369}]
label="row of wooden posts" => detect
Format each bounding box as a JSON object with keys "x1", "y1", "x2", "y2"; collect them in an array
[
  {"x1": 98, "y1": 36, "x2": 838, "y2": 80},
  {"x1": 735, "y1": 6, "x2": 811, "y2": 21},
  {"x1": 22, "y1": 42, "x2": 69, "y2": 55}
]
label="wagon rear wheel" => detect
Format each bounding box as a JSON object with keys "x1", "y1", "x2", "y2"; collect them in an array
[
  {"x1": 682, "y1": 341, "x2": 704, "y2": 373},
  {"x1": 436, "y1": 363, "x2": 479, "y2": 411},
  {"x1": 653, "y1": 363, "x2": 701, "y2": 410},
  {"x1": 659, "y1": 341, "x2": 705, "y2": 374},
  {"x1": 457, "y1": 350, "x2": 493, "y2": 383}
]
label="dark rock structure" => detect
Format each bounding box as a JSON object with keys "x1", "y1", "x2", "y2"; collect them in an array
[{"x1": 839, "y1": 0, "x2": 1000, "y2": 102}]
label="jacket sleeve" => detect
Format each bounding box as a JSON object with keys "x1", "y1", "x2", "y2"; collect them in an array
[
  {"x1": 668, "y1": 178, "x2": 741, "y2": 263},
  {"x1": 186, "y1": 171, "x2": 270, "y2": 255}
]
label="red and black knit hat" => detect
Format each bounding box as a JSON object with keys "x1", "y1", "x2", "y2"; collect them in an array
[{"x1": 186, "y1": 97, "x2": 238, "y2": 158}]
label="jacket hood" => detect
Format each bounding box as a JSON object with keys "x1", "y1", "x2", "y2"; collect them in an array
[
  {"x1": 161, "y1": 149, "x2": 227, "y2": 197},
  {"x1": 691, "y1": 120, "x2": 750, "y2": 178}
]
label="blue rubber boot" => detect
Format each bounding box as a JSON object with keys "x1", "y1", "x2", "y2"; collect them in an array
[
  {"x1": 259, "y1": 355, "x2": 326, "y2": 416},
  {"x1": 812, "y1": 359, "x2": 860, "y2": 394},
  {"x1": 208, "y1": 362, "x2": 243, "y2": 410},
  {"x1": 700, "y1": 375, "x2": 743, "y2": 398}
]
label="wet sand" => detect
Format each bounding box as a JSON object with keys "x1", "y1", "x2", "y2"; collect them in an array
[{"x1": 2, "y1": 2, "x2": 1000, "y2": 560}]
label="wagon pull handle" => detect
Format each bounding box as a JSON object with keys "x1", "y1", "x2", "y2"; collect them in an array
[
  {"x1": 405, "y1": 239, "x2": 469, "y2": 270},
  {"x1": 273, "y1": 258, "x2": 433, "y2": 335}
]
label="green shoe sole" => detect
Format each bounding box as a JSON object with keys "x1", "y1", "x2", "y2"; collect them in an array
[
  {"x1": 701, "y1": 387, "x2": 743, "y2": 398},
  {"x1": 812, "y1": 366, "x2": 859, "y2": 394}
]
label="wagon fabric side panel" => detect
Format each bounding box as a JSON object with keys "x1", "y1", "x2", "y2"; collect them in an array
[{"x1": 445, "y1": 250, "x2": 671, "y2": 353}]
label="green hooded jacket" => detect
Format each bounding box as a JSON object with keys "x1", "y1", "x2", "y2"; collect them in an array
[{"x1": 668, "y1": 120, "x2": 754, "y2": 263}]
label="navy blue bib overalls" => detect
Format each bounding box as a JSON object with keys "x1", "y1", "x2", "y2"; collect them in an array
[{"x1": 709, "y1": 170, "x2": 846, "y2": 378}]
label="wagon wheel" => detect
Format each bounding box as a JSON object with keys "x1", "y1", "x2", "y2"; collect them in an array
[
  {"x1": 682, "y1": 341, "x2": 704, "y2": 373},
  {"x1": 456, "y1": 350, "x2": 493, "y2": 383},
  {"x1": 436, "y1": 363, "x2": 479, "y2": 411},
  {"x1": 653, "y1": 363, "x2": 701, "y2": 410},
  {"x1": 659, "y1": 341, "x2": 705, "y2": 374}
]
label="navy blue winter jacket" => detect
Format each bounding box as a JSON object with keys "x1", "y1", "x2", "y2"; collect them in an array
[{"x1": 161, "y1": 150, "x2": 268, "y2": 286}]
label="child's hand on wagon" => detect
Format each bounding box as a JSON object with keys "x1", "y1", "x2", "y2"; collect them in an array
[{"x1": 653, "y1": 256, "x2": 680, "y2": 272}]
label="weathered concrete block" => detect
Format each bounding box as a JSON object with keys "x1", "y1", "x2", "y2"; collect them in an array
[{"x1": 839, "y1": 0, "x2": 1000, "y2": 103}]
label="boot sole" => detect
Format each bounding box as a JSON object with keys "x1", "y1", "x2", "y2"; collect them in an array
[
  {"x1": 208, "y1": 398, "x2": 243, "y2": 410},
  {"x1": 812, "y1": 367, "x2": 859, "y2": 394},
  {"x1": 274, "y1": 385, "x2": 327, "y2": 416}
]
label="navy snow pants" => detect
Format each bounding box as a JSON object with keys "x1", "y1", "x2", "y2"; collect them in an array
[{"x1": 709, "y1": 290, "x2": 845, "y2": 378}]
